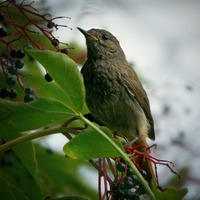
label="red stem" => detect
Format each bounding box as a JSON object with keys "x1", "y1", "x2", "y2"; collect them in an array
[
  {"x1": 98, "y1": 159, "x2": 102, "y2": 200},
  {"x1": 108, "y1": 158, "x2": 117, "y2": 177},
  {"x1": 103, "y1": 158, "x2": 109, "y2": 200},
  {"x1": 89, "y1": 159, "x2": 112, "y2": 183}
]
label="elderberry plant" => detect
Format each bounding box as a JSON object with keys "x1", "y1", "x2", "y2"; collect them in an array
[
  {"x1": 0, "y1": 0, "x2": 71, "y2": 102},
  {"x1": 0, "y1": 2, "x2": 188, "y2": 200}
]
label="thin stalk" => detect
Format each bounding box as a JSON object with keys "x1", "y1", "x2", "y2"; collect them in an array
[
  {"x1": 79, "y1": 114, "x2": 156, "y2": 200},
  {"x1": 0, "y1": 126, "x2": 67, "y2": 153}
]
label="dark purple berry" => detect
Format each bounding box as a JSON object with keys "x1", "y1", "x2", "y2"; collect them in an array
[
  {"x1": 115, "y1": 189, "x2": 124, "y2": 198},
  {"x1": 15, "y1": 59, "x2": 24, "y2": 69},
  {"x1": 24, "y1": 44, "x2": 33, "y2": 49},
  {"x1": 9, "y1": 89, "x2": 17, "y2": 99},
  {"x1": 16, "y1": 50, "x2": 25, "y2": 59},
  {"x1": 0, "y1": 12, "x2": 5, "y2": 21},
  {"x1": 124, "y1": 176, "x2": 132, "y2": 182},
  {"x1": 24, "y1": 94, "x2": 34, "y2": 102},
  {"x1": 1, "y1": 88, "x2": 11, "y2": 97},
  {"x1": 116, "y1": 162, "x2": 126, "y2": 172},
  {"x1": 110, "y1": 183, "x2": 118, "y2": 191},
  {"x1": 1, "y1": 52, "x2": 7, "y2": 58},
  {"x1": 10, "y1": 49, "x2": 17, "y2": 58},
  {"x1": 51, "y1": 38, "x2": 60, "y2": 47},
  {"x1": 3, "y1": 21, "x2": 8, "y2": 26},
  {"x1": 138, "y1": 183, "x2": 146, "y2": 195},
  {"x1": 131, "y1": 175, "x2": 139, "y2": 185},
  {"x1": 8, "y1": 66, "x2": 18, "y2": 75},
  {"x1": 46, "y1": 148, "x2": 53, "y2": 154},
  {"x1": 60, "y1": 48, "x2": 69, "y2": 54},
  {"x1": 0, "y1": 27, "x2": 7, "y2": 37},
  {"x1": 130, "y1": 193, "x2": 140, "y2": 200},
  {"x1": 47, "y1": 21, "x2": 55, "y2": 29},
  {"x1": 45, "y1": 73, "x2": 53, "y2": 82},
  {"x1": 6, "y1": 77, "x2": 16, "y2": 86},
  {"x1": 124, "y1": 190, "x2": 132, "y2": 199},
  {"x1": 25, "y1": 87, "x2": 34, "y2": 95},
  {"x1": 140, "y1": 169, "x2": 147, "y2": 178},
  {"x1": 44, "y1": 125, "x2": 51, "y2": 129},
  {"x1": 1, "y1": 156, "x2": 14, "y2": 166},
  {"x1": 127, "y1": 167, "x2": 134, "y2": 176},
  {"x1": 124, "y1": 179, "x2": 134, "y2": 189},
  {"x1": 120, "y1": 158, "x2": 125, "y2": 163},
  {"x1": 119, "y1": 181, "x2": 125, "y2": 189}
]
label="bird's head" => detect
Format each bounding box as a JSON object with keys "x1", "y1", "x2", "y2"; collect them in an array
[{"x1": 77, "y1": 27, "x2": 125, "y2": 59}]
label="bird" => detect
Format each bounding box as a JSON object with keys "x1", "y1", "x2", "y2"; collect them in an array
[{"x1": 77, "y1": 27, "x2": 156, "y2": 186}]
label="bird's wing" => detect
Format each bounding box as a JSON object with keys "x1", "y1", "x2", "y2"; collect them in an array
[{"x1": 121, "y1": 66, "x2": 155, "y2": 140}]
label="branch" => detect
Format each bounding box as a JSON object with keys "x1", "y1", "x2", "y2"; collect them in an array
[{"x1": 0, "y1": 126, "x2": 67, "y2": 153}]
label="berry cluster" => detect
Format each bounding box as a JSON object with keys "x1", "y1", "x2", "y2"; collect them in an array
[
  {"x1": 0, "y1": 139, "x2": 14, "y2": 166},
  {"x1": 0, "y1": 47, "x2": 26, "y2": 99},
  {"x1": 0, "y1": 0, "x2": 71, "y2": 102},
  {"x1": 1, "y1": 153, "x2": 14, "y2": 166},
  {"x1": 110, "y1": 160, "x2": 147, "y2": 200}
]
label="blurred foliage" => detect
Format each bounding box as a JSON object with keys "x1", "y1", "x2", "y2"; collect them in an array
[{"x1": 0, "y1": 143, "x2": 98, "y2": 200}]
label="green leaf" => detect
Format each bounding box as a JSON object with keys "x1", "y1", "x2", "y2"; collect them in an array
[
  {"x1": 0, "y1": 149, "x2": 44, "y2": 199},
  {"x1": 0, "y1": 176, "x2": 29, "y2": 200},
  {"x1": 36, "y1": 144, "x2": 97, "y2": 199},
  {"x1": 2, "y1": 132, "x2": 41, "y2": 191},
  {"x1": 0, "y1": 98, "x2": 76, "y2": 134},
  {"x1": 28, "y1": 50, "x2": 85, "y2": 113},
  {"x1": 56, "y1": 197, "x2": 88, "y2": 200},
  {"x1": 8, "y1": 183, "x2": 29, "y2": 200},
  {"x1": 43, "y1": 197, "x2": 89, "y2": 200},
  {"x1": 0, "y1": 176, "x2": 15, "y2": 200},
  {"x1": 152, "y1": 181, "x2": 188, "y2": 200},
  {"x1": 63, "y1": 126, "x2": 124, "y2": 159},
  {"x1": 14, "y1": 141, "x2": 39, "y2": 190}
]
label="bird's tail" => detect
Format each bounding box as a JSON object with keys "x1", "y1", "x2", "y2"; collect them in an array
[{"x1": 130, "y1": 137, "x2": 157, "y2": 187}]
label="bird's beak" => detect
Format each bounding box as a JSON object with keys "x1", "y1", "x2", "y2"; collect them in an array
[{"x1": 77, "y1": 27, "x2": 98, "y2": 41}]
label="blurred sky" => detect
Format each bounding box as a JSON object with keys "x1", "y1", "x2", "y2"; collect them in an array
[{"x1": 41, "y1": 0, "x2": 200, "y2": 199}]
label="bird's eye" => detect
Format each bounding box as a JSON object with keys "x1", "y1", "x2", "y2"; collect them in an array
[{"x1": 102, "y1": 34, "x2": 109, "y2": 40}]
